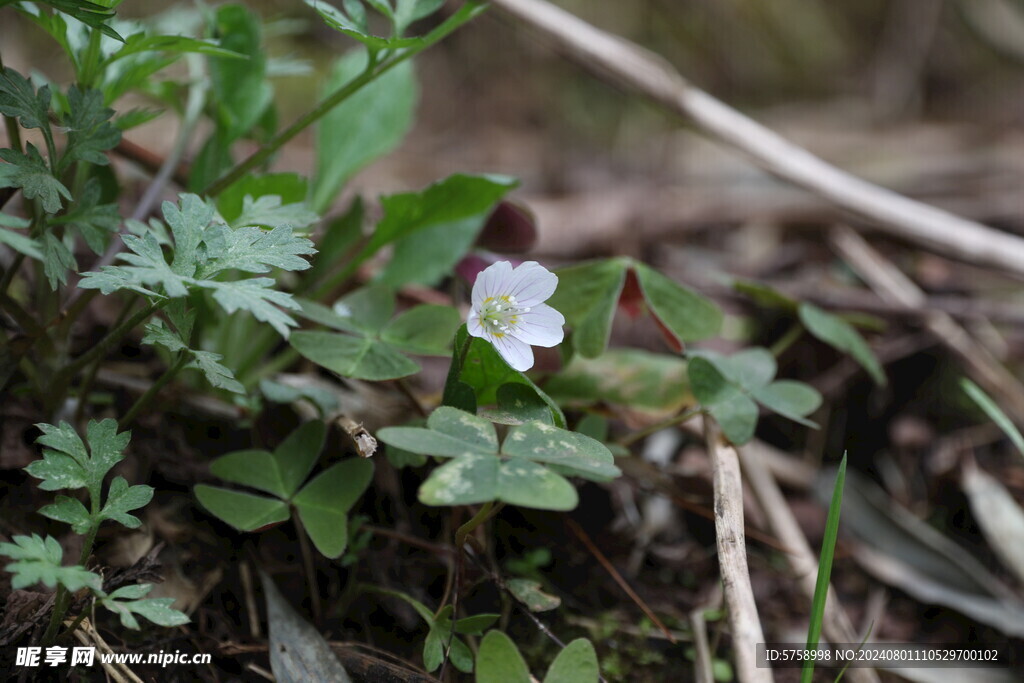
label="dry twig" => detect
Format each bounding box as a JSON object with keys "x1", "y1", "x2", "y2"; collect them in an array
[
  {"x1": 703, "y1": 416, "x2": 771, "y2": 683},
  {"x1": 829, "y1": 226, "x2": 1024, "y2": 423},
  {"x1": 490, "y1": 0, "x2": 1024, "y2": 278}
]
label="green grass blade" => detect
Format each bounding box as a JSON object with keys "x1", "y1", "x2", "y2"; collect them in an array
[
  {"x1": 960, "y1": 377, "x2": 1024, "y2": 458},
  {"x1": 801, "y1": 453, "x2": 847, "y2": 683}
]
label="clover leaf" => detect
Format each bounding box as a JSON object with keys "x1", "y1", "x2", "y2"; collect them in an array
[
  {"x1": 290, "y1": 285, "x2": 461, "y2": 381},
  {"x1": 195, "y1": 421, "x2": 374, "y2": 558},
  {"x1": 377, "y1": 407, "x2": 620, "y2": 510},
  {"x1": 688, "y1": 348, "x2": 822, "y2": 444}
]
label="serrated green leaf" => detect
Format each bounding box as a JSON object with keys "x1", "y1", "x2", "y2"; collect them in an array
[
  {"x1": 0, "y1": 145, "x2": 72, "y2": 213},
  {"x1": 477, "y1": 631, "x2": 530, "y2": 683},
  {"x1": 506, "y1": 578, "x2": 561, "y2": 612},
  {"x1": 34, "y1": 0, "x2": 123, "y2": 41},
  {"x1": 203, "y1": 278, "x2": 302, "y2": 338},
  {"x1": 634, "y1": 262, "x2": 722, "y2": 347},
  {"x1": 99, "y1": 584, "x2": 190, "y2": 629},
  {"x1": 503, "y1": 421, "x2": 620, "y2": 482},
  {"x1": 62, "y1": 86, "x2": 120, "y2": 168},
  {"x1": 39, "y1": 495, "x2": 91, "y2": 534},
  {"x1": 293, "y1": 459, "x2": 374, "y2": 557},
  {"x1": 194, "y1": 485, "x2": 290, "y2": 531},
  {"x1": 27, "y1": 419, "x2": 129, "y2": 492},
  {"x1": 217, "y1": 173, "x2": 309, "y2": 224},
  {"x1": 99, "y1": 476, "x2": 154, "y2": 529},
  {"x1": 232, "y1": 195, "x2": 319, "y2": 231},
  {"x1": 545, "y1": 259, "x2": 626, "y2": 358},
  {"x1": 0, "y1": 534, "x2": 102, "y2": 592},
  {"x1": 543, "y1": 639, "x2": 599, "y2": 683},
  {"x1": 188, "y1": 351, "x2": 245, "y2": 393},
  {"x1": 199, "y1": 224, "x2": 316, "y2": 276},
  {"x1": 42, "y1": 232, "x2": 76, "y2": 289},
  {"x1": 799, "y1": 302, "x2": 886, "y2": 386},
  {"x1": 49, "y1": 178, "x2": 119, "y2": 254},
  {"x1": 305, "y1": 0, "x2": 421, "y2": 50},
  {"x1": 0, "y1": 68, "x2": 50, "y2": 129},
  {"x1": 313, "y1": 49, "x2": 415, "y2": 213}
]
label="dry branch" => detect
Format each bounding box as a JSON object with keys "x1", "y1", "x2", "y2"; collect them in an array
[
  {"x1": 704, "y1": 416, "x2": 771, "y2": 683},
  {"x1": 490, "y1": 0, "x2": 1024, "y2": 279},
  {"x1": 829, "y1": 226, "x2": 1024, "y2": 424}
]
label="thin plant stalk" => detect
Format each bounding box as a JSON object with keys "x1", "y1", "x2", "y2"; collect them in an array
[
  {"x1": 204, "y1": 1, "x2": 485, "y2": 197},
  {"x1": 801, "y1": 453, "x2": 848, "y2": 683},
  {"x1": 118, "y1": 352, "x2": 189, "y2": 429}
]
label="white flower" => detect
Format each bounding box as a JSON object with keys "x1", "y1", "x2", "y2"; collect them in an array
[{"x1": 467, "y1": 261, "x2": 565, "y2": 371}]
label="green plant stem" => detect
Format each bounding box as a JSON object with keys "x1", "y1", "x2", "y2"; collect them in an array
[
  {"x1": 770, "y1": 321, "x2": 804, "y2": 357},
  {"x1": 58, "y1": 301, "x2": 163, "y2": 383},
  {"x1": 0, "y1": 253, "x2": 25, "y2": 296},
  {"x1": 75, "y1": 298, "x2": 137, "y2": 425},
  {"x1": 118, "y1": 352, "x2": 189, "y2": 429},
  {"x1": 617, "y1": 407, "x2": 703, "y2": 447},
  {"x1": 202, "y1": 2, "x2": 484, "y2": 198},
  {"x1": 454, "y1": 501, "x2": 503, "y2": 549},
  {"x1": 41, "y1": 483, "x2": 102, "y2": 646},
  {"x1": 292, "y1": 515, "x2": 323, "y2": 625}
]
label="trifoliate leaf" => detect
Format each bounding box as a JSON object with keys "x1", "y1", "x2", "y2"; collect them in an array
[
  {"x1": 99, "y1": 476, "x2": 154, "y2": 529},
  {"x1": 0, "y1": 145, "x2": 72, "y2": 213},
  {"x1": 0, "y1": 534, "x2": 102, "y2": 592},
  {"x1": 99, "y1": 584, "x2": 190, "y2": 629},
  {"x1": 0, "y1": 68, "x2": 51, "y2": 130},
  {"x1": 62, "y1": 86, "x2": 120, "y2": 168}
]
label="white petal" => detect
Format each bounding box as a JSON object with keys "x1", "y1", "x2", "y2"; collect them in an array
[
  {"x1": 490, "y1": 333, "x2": 534, "y2": 371},
  {"x1": 510, "y1": 303, "x2": 564, "y2": 347},
  {"x1": 467, "y1": 308, "x2": 486, "y2": 338},
  {"x1": 505, "y1": 261, "x2": 558, "y2": 307},
  {"x1": 472, "y1": 261, "x2": 514, "y2": 307}
]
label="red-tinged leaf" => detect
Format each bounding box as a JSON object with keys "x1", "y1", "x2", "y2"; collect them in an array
[{"x1": 475, "y1": 200, "x2": 537, "y2": 253}]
